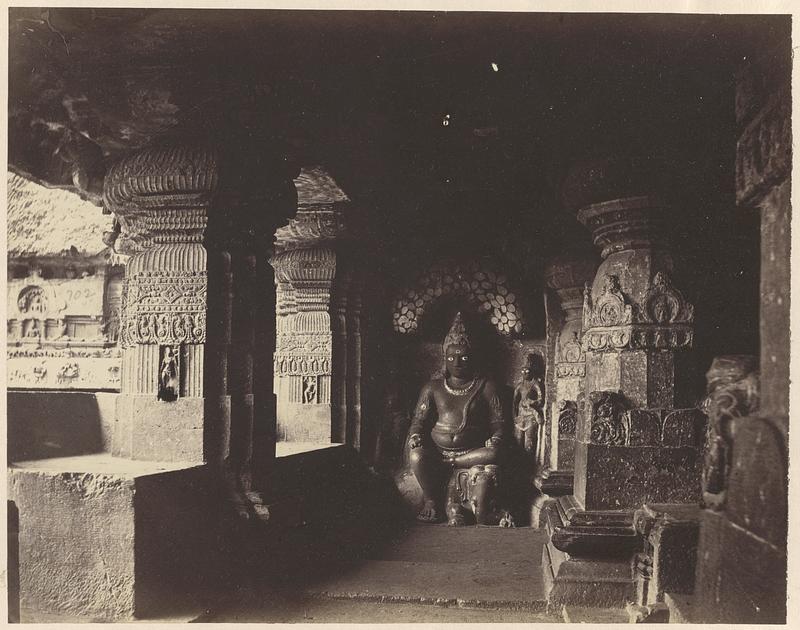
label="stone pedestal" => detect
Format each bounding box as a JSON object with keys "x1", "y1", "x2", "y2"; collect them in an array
[{"x1": 543, "y1": 193, "x2": 705, "y2": 606}]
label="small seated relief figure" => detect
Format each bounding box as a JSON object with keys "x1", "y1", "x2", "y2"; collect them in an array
[
  {"x1": 408, "y1": 312, "x2": 508, "y2": 526},
  {"x1": 513, "y1": 354, "x2": 545, "y2": 457}
]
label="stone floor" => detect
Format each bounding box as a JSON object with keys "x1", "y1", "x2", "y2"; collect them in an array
[{"x1": 206, "y1": 523, "x2": 561, "y2": 623}]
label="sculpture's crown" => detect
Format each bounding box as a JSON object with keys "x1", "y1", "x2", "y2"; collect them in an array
[{"x1": 443, "y1": 311, "x2": 472, "y2": 350}]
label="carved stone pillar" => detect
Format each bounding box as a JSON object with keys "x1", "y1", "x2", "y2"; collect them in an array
[
  {"x1": 270, "y1": 167, "x2": 352, "y2": 445},
  {"x1": 573, "y1": 196, "x2": 702, "y2": 510},
  {"x1": 272, "y1": 246, "x2": 336, "y2": 442},
  {"x1": 543, "y1": 185, "x2": 706, "y2": 607},
  {"x1": 228, "y1": 253, "x2": 257, "y2": 483},
  {"x1": 544, "y1": 256, "x2": 596, "y2": 478},
  {"x1": 104, "y1": 145, "x2": 230, "y2": 464}
]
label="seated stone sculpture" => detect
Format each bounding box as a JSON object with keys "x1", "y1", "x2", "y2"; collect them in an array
[{"x1": 408, "y1": 312, "x2": 507, "y2": 526}]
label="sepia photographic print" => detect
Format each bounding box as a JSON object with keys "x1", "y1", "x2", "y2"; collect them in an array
[{"x1": 4, "y1": 3, "x2": 793, "y2": 624}]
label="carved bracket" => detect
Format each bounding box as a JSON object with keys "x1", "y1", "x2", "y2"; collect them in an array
[{"x1": 701, "y1": 355, "x2": 760, "y2": 510}]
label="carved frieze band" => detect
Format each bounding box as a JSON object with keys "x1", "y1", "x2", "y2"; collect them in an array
[
  {"x1": 582, "y1": 272, "x2": 695, "y2": 351},
  {"x1": 587, "y1": 390, "x2": 704, "y2": 448},
  {"x1": 556, "y1": 363, "x2": 586, "y2": 378},
  {"x1": 274, "y1": 354, "x2": 332, "y2": 377},
  {"x1": 120, "y1": 271, "x2": 207, "y2": 347}
]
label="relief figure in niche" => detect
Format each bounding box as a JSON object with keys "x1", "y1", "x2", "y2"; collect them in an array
[
  {"x1": 24, "y1": 319, "x2": 42, "y2": 339},
  {"x1": 408, "y1": 312, "x2": 506, "y2": 525},
  {"x1": 158, "y1": 345, "x2": 180, "y2": 402},
  {"x1": 513, "y1": 354, "x2": 544, "y2": 454},
  {"x1": 303, "y1": 375, "x2": 318, "y2": 404}
]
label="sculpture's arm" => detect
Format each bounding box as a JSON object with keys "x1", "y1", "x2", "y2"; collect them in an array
[
  {"x1": 532, "y1": 379, "x2": 545, "y2": 407},
  {"x1": 409, "y1": 382, "x2": 435, "y2": 448},
  {"x1": 484, "y1": 380, "x2": 506, "y2": 446},
  {"x1": 512, "y1": 386, "x2": 522, "y2": 418}
]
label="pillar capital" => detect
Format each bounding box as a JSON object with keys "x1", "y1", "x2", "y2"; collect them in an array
[
  {"x1": 103, "y1": 145, "x2": 219, "y2": 254},
  {"x1": 576, "y1": 196, "x2": 665, "y2": 260},
  {"x1": 545, "y1": 255, "x2": 597, "y2": 317}
]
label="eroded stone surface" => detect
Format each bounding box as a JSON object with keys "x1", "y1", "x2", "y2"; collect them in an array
[
  {"x1": 10, "y1": 467, "x2": 137, "y2": 621},
  {"x1": 9, "y1": 458, "x2": 214, "y2": 622},
  {"x1": 758, "y1": 179, "x2": 791, "y2": 420}
]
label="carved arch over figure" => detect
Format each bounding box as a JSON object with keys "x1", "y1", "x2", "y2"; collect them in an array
[
  {"x1": 17, "y1": 286, "x2": 47, "y2": 315},
  {"x1": 392, "y1": 259, "x2": 525, "y2": 336}
]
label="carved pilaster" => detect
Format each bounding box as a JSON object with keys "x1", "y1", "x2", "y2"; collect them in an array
[
  {"x1": 104, "y1": 145, "x2": 225, "y2": 464},
  {"x1": 633, "y1": 504, "x2": 701, "y2": 607},
  {"x1": 544, "y1": 255, "x2": 596, "y2": 473}
]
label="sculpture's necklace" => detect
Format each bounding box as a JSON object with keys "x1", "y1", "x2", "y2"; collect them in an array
[{"x1": 444, "y1": 377, "x2": 477, "y2": 396}]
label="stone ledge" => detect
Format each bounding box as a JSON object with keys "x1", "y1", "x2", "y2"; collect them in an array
[
  {"x1": 9, "y1": 455, "x2": 217, "y2": 622},
  {"x1": 276, "y1": 441, "x2": 345, "y2": 458}
]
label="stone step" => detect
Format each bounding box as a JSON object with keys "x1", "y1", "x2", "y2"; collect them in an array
[
  {"x1": 562, "y1": 605, "x2": 630, "y2": 623},
  {"x1": 304, "y1": 524, "x2": 549, "y2": 612},
  {"x1": 664, "y1": 591, "x2": 694, "y2": 623},
  {"x1": 307, "y1": 559, "x2": 547, "y2": 612},
  {"x1": 206, "y1": 591, "x2": 561, "y2": 623}
]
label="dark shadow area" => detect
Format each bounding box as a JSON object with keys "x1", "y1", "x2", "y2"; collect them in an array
[
  {"x1": 6, "y1": 391, "x2": 113, "y2": 462},
  {"x1": 8, "y1": 501, "x2": 20, "y2": 623}
]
